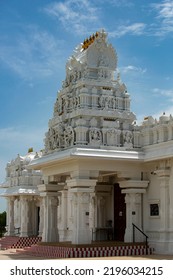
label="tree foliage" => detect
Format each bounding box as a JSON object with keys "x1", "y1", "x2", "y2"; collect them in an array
[{"x1": 0, "y1": 211, "x2": 6, "y2": 237}]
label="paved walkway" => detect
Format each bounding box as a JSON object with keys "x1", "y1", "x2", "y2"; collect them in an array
[{"x1": 0, "y1": 249, "x2": 173, "y2": 260}]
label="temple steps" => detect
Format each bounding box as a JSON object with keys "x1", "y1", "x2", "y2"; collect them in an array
[
  {"x1": 15, "y1": 241, "x2": 154, "y2": 258},
  {"x1": 0, "y1": 236, "x2": 42, "y2": 250},
  {"x1": 1, "y1": 237, "x2": 154, "y2": 258},
  {"x1": 0, "y1": 236, "x2": 19, "y2": 250}
]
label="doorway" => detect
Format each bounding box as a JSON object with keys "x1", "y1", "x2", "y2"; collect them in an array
[
  {"x1": 36, "y1": 207, "x2": 40, "y2": 236},
  {"x1": 114, "y1": 183, "x2": 126, "y2": 241}
]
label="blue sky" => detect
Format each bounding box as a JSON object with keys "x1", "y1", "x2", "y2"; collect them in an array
[{"x1": 0, "y1": 0, "x2": 173, "y2": 211}]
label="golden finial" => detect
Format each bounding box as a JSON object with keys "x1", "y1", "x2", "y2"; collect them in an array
[
  {"x1": 28, "y1": 147, "x2": 33, "y2": 153},
  {"x1": 82, "y1": 39, "x2": 86, "y2": 49},
  {"x1": 82, "y1": 32, "x2": 98, "y2": 50},
  {"x1": 85, "y1": 38, "x2": 89, "y2": 49},
  {"x1": 92, "y1": 34, "x2": 95, "y2": 42}
]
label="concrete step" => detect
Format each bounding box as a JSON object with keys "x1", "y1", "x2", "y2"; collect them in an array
[{"x1": 16, "y1": 242, "x2": 154, "y2": 258}]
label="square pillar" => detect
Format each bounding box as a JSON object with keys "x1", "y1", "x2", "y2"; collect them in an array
[
  {"x1": 119, "y1": 180, "x2": 149, "y2": 242},
  {"x1": 155, "y1": 168, "x2": 170, "y2": 252},
  {"x1": 38, "y1": 184, "x2": 59, "y2": 242},
  {"x1": 7, "y1": 197, "x2": 15, "y2": 236},
  {"x1": 122, "y1": 190, "x2": 144, "y2": 242},
  {"x1": 42, "y1": 195, "x2": 59, "y2": 242},
  {"x1": 70, "y1": 190, "x2": 91, "y2": 244},
  {"x1": 20, "y1": 196, "x2": 30, "y2": 237},
  {"x1": 66, "y1": 178, "x2": 97, "y2": 244},
  {"x1": 58, "y1": 190, "x2": 68, "y2": 241},
  {"x1": 155, "y1": 169, "x2": 170, "y2": 232}
]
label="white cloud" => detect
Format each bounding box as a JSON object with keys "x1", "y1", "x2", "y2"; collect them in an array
[
  {"x1": 151, "y1": 0, "x2": 173, "y2": 36},
  {"x1": 153, "y1": 87, "x2": 173, "y2": 98},
  {"x1": 110, "y1": 23, "x2": 146, "y2": 37},
  {"x1": 95, "y1": 0, "x2": 134, "y2": 7},
  {"x1": 151, "y1": 88, "x2": 173, "y2": 118},
  {"x1": 155, "y1": 0, "x2": 173, "y2": 21},
  {"x1": 120, "y1": 65, "x2": 147, "y2": 74},
  {"x1": 0, "y1": 26, "x2": 65, "y2": 81},
  {"x1": 152, "y1": 105, "x2": 173, "y2": 120},
  {"x1": 44, "y1": 0, "x2": 100, "y2": 35},
  {"x1": 0, "y1": 126, "x2": 45, "y2": 153}
]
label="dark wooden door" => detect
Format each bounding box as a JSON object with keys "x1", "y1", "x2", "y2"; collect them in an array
[{"x1": 114, "y1": 183, "x2": 126, "y2": 241}]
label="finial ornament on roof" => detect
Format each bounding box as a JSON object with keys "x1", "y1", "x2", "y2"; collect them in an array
[
  {"x1": 28, "y1": 147, "x2": 33, "y2": 153},
  {"x1": 82, "y1": 30, "x2": 107, "y2": 51}
]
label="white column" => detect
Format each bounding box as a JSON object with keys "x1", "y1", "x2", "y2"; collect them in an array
[
  {"x1": 42, "y1": 194, "x2": 59, "y2": 242},
  {"x1": 150, "y1": 167, "x2": 171, "y2": 253},
  {"x1": 71, "y1": 190, "x2": 91, "y2": 244},
  {"x1": 123, "y1": 191, "x2": 143, "y2": 242},
  {"x1": 38, "y1": 184, "x2": 60, "y2": 242},
  {"x1": 119, "y1": 180, "x2": 149, "y2": 242},
  {"x1": 66, "y1": 178, "x2": 97, "y2": 244},
  {"x1": 20, "y1": 196, "x2": 29, "y2": 237},
  {"x1": 60, "y1": 190, "x2": 68, "y2": 231},
  {"x1": 7, "y1": 197, "x2": 15, "y2": 236},
  {"x1": 89, "y1": 194, "x2": 96, "y2": 229},
  {"x1": 155, "y1": 169, "x2": 170, "y2": 236}
]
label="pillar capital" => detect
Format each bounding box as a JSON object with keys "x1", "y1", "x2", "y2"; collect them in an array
[
  {"x1": 38, "y1": 183, "x2": 58, "y2": 193},
  {"x1": 119, "y1": 179, "x2": 149, "y2": 193},
  {"x1": 8, "y1": 196, "x2": 15, "y2": 202},
  {"x1": 66, "y1": 178, "x2": 97, "y2": 188},
  {"x1": 155, "y1": 169, "x2": 170, "y2": 178}
]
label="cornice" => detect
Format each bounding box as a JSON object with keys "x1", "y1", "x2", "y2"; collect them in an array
[
  {"x1": 144, "y1": 140, "x2": 173, "y2": 162},
  {"x1": 29, "y1": 147, "x2": 145, "y2": 170}
]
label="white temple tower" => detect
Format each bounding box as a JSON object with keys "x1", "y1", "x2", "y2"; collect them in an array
[
  {"x1": 29, "y1": 30, "x2": 148, "y2": 244},
  {"x1": 44, "y1": 30, "x2": 137, "y2": 153}
]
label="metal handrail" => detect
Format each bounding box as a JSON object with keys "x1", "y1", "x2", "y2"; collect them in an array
[{"x1": 132, "y1": 223, "x2": 148, "y2": 253}]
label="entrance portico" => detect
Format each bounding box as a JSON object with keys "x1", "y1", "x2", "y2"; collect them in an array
[{"x1": 29, "y1": 147, "x2": 146, "y2": 244}]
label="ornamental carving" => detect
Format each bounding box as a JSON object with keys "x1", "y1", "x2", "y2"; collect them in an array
[
  {"x1": 123, "y1": 131, "x2": 133, "y2": 148},
  {"x1": 98, "y1": 96, "x2": 118, "y2": 110},
  {"x1": 43, "y1": 30, "x2": 137, "y2": 154},
  {"x1": 107, "y1": 129, "x2": 120, "y2": 146},
  {"x1": 79, "y1": 193, "x2": 90, "y2": 204},
  {"x1": 64, "y1": 126, "x2": 74, "y2": 147},
  {"x1": 89, "y1": 128, "x2": 102, "y2": 144}
]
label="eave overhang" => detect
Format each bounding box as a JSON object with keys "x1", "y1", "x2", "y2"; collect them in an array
[{"x1": 29, "y1": 147, "x2": 145, "y2": 170}]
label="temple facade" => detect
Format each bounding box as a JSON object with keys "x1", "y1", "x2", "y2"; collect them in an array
[{"x1": 2, "y1": 30, "x2": 173, "y2": 254}]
